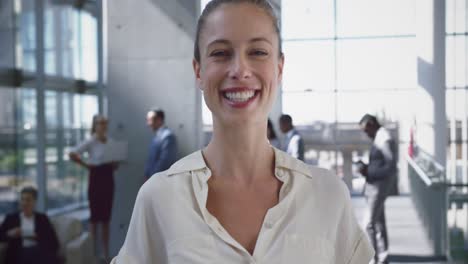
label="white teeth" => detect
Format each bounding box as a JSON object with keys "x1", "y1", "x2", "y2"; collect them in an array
[{"x1": 224, "y1": 91, "x2": 256, "y2": 102}]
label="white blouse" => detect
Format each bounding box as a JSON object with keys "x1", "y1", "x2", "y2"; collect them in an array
[
  {"x1": 112, "y1": 148, "x2": 374, "y2": 264},
  {"x1": 20, "y1": 213, "x2": 36, "y2": 248},
  {"x1": 71, "y1": 135, "x2": 112, "y2": 166}
]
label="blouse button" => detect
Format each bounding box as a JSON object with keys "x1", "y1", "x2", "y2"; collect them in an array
[{"x1": 264, "y1": 221, "x2": 273, "y2": 229}]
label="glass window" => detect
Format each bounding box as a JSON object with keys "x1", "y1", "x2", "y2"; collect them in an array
[
  {"x1": 282, "y1": 0, "x2": 335, "y2": 39},
  {"x1": 336, "y1": 0, "x2": 416, "y2": 37},
  {"x1": 336, "y1": 38, "x2": 417, "y2": 90},
  {"x1": 336, "y1": 90, "x2": 419, "y2": 123},
  {"x1": 18, "y1": 0, "x2": 36, "y2": 72},
  {"x1": 45, "y1": 91, "x2": 98, "y2": 210},
  {"x1": 446, "y1": 0, "x2": 467, "y2": 34},
  {"x1": 44, "y1": 1, "x2": 98, "y2": 82},
  {"x1": 282, "y1": 92, "x2": 335, "y2": 125},
  {"x1": 0, "y1": 0, "x2": 15, "y2": 69},
  {"x1": 446, "y1": 89, "x2": 468, "y2": 122},
  {"x1": 446, "y1": 35, "x2": 468, "y2": 88},
  {"x1": 0, "y1": 88, "x2": 37, "y2": 215},
  {"x1": 79, "y1": 11, "x2": 98, "y2": 82},
  {"x1": 283, "y1": 40, "x2": 335, "y2": 91},
  {"x1": 0, "y1": 88, "x2": 17, "y2": 215}
]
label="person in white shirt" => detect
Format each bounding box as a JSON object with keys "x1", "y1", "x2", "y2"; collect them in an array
[
  {"x1": 69, "y1": 115, "x2": 118, "y2": 261},
  {"x1": 0, "y1": 187, "x2": 59, "y2": 264},
  {"x1": 279, "y1": 114, "x2": 305, "y2": 161},
  {"x1": 358, "y1": 114, "x2": 397, "y2": 264},
  {"x1": 112, "y1": 0, "x2": 374, "y2": 263}
]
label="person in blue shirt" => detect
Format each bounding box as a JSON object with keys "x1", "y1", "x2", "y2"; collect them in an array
[{"x1": 144, "y1": 109, "x2": 178, "y2": 179}]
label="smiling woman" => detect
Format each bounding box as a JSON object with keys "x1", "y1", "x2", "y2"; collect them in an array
[{"x1": 111, "y1": 1, "x2": 374, "y2": 263}]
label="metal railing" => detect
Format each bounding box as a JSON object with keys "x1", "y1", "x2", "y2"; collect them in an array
[{"x1": 407, "y1": 149, "x2": 447, "y2": 257}]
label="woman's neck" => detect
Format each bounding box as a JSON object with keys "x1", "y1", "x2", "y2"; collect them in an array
[{"x1": 203, "y1": 122, "x2": 274, "y2": 185}]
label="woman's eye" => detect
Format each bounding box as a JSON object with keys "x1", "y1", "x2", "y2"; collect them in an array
[
  {"x1": 210, "y1": 50, "x2": 230, "y2": 57},
  {"x1": 250, "y1": 50, "x2": 268, "y2": 56}
]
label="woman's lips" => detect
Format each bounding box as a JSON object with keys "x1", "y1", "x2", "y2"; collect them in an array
[{"x1": 221, "y1": 88, "x2": 260, "y2": 108}]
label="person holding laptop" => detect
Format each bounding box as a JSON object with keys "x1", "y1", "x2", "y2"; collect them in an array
[{"x1": 69, "y1": 114, "x2": 119, "y2": 261}]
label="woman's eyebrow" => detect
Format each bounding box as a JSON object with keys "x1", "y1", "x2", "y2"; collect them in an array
[
  {"x1": 207, "y1": 39, "x2": 231, "y2": 48},
  {"x1": 249, "y1": 37, "x2": 272, "y2": 46}
]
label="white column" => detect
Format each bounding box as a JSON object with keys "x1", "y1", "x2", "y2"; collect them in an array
[
  {"x1": 415, "y1": 0, "x2": 447, "y2": 255},
  {"x1": 107, "y1": 0, "x2": 199, "y2": 255},
  {"x1": 415, "y1": 0, "x2": 446, "y2": 167}
]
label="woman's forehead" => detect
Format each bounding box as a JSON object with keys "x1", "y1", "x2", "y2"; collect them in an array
[{"x1": 200, "y1": 3, "x2": 277, "y2": 46}]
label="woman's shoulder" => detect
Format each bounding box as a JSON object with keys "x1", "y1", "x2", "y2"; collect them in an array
[
  {"x1": 138, "y1": 151, "x2": 205, "y2": 200},
  {"x1": 275, "y1": 150, "x2": 348, "y2": 199},
  {"x1": 298, "y1": 165, "x2": 348, "y2": 199},
  {"x1": 275, "y1": 148, "x2": 342, "y2": 186}
]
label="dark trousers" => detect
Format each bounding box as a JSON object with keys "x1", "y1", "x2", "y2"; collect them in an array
[{"x1": 18, "y1": 246, "x2": 40, "y2": 264}]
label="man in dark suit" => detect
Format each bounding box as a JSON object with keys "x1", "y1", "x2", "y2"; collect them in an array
[
  {"x1": 0, "y1": 186, "x2": 59, "y2": 264},
  {"x1": 144, "y1": 109, "x2": 178, "y2": 179},
  {"x1": 358, "y1": 114, "x2": 397, "y2": 264}
]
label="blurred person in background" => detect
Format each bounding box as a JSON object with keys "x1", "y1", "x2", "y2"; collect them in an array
[
  {"x1": 358, "y1": 114, "x2": 397, "y2": 264},
  {"x1": 267, "y1": 118, "x2": 280, "y2": 149},
  {"x1": 0, "y1": 186, "x2": 59, "y2": 264},
  {"x1": 144, "y1": 108, "x2": 178, "y2": 179},
  {"x1": 69, "y1": 114, "x2": 118, "y2": 261},
  {"x1": 279, "y1": 114, "x2": 304, "y2": 161}
]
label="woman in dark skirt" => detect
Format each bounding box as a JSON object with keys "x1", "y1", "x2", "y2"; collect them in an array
[{"x1": 69, "y1": 115, "x2": 118, "y2": 261}]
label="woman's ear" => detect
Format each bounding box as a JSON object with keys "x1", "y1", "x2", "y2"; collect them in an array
[
  {"x1": 193, "y1": 59, "x2": 203, "y2": 91},
  {"x1": 277, "y1": 53, "x2": 285, "y2": 83}
]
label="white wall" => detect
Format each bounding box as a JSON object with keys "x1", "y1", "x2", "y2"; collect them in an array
[{"x1": 106, "y1": 0, "x2": 200, "y2": 255}]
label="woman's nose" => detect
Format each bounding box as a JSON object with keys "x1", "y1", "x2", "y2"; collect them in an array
[{"x1": 229, "y1": 54, "x2": 252, "y2": 80}]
